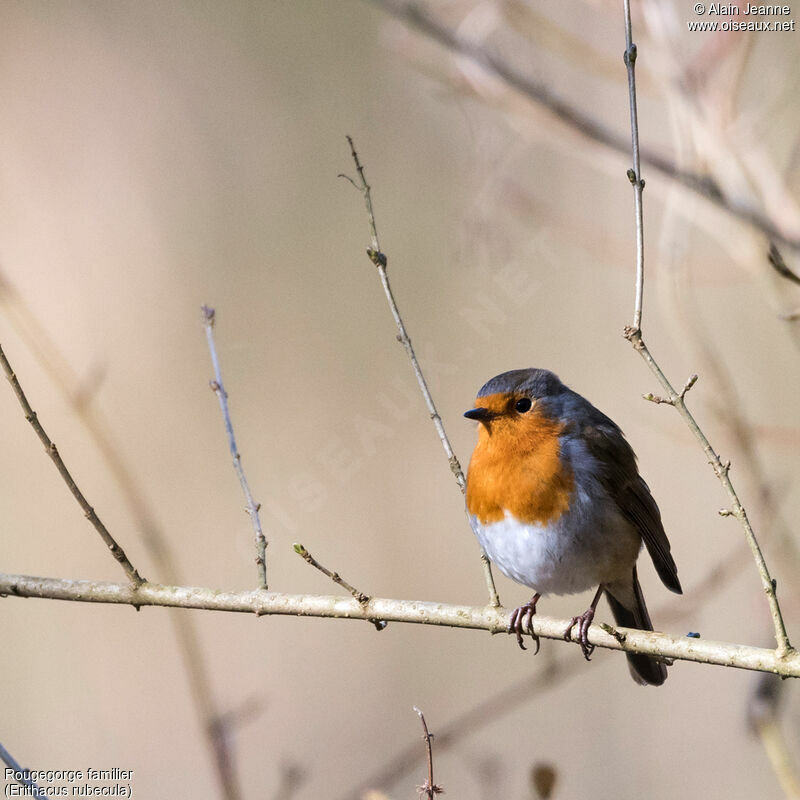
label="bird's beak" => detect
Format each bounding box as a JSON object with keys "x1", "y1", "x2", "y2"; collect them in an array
[{"x1": 464, "y1": 407, "x2": 496, "y2": 422}]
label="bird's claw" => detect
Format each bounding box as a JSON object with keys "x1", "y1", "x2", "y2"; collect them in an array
[
  {"x1": 508, "y1": 594, "x2": 540, "y2": 654},
  {"x1": 564, "y1": 608, "x2": 596, "y2": 661}
]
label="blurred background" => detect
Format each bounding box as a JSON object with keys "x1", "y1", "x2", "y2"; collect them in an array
[{"x1": 1, "y1": 1, "x2": 799, "y2": 798}]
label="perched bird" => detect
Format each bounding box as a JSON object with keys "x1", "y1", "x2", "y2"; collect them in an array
[{"x1": 464, "y1": 368, "x2": 681, "y2": 685}]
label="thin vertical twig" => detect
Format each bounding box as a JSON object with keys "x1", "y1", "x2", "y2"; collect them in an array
[
  {"x1": 342, "y1": 136, "x2": 499, "y2": 607},
  {"x1": 621, "y1": 1, "x2": 793, "y2": 657},
  {"x1": 202, "y1": 306, "x2": 268, "y2": 590},
  {"x1": 370, "y1": 0, "x2": 800, "y2": 253},
  {"x1": 0, "y1": 342, "x2": 144, "y2": 586},
  {"x1": 623, "y1": 1, "x2": 644, "y2": 332},
  {"x1": 0, "y1": 275, "x2": 246, "y2": 800},
  {"x1": 413, "y1": 707, "x2": 443, "y2": 798},
  {"x1": 337, "y1": 658, "x2": 580, "y2": 800}
]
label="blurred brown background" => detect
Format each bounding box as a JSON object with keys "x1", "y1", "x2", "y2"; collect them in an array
[{"x1": 1, "y1": 1, "x2": 799, "y2": 798}]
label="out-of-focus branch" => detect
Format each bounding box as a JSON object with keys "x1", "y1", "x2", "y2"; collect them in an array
[
  {"x1": 769, "y1": 243, "x2": 800, "y2": 286},
  {"x1": 341, "y1": 135, "x2": 499, "y2": 607},
  {"x1": 620, "y1": 1, "x2": 793, "y2": 658},
  {"x1": 0, "y1": 275, "x2": 245, "y2": 800},
  {"x1": 371, "y1": 0, "x2": 800, "y2": 253},
  {"x1": 748, "y1": 674, "x2": 800, "y2": 799},
  {"x1": 655, "y1": 172, "x2": 800, "y2": 610},
  {"x1": 202, "y1": 305, "x2": 268, "y2": 590},
  {"x1": 3, "y1": 572, "x2": 800, "y2": 677},
  {"x1": 270, "y1": 762, "x2": 307, "y2": 800},
  {"x1": 0, "y1": 342, "x2": 143, "y2": 586}
]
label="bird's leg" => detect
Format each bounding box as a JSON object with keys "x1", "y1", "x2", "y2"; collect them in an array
[
  {"x1": 509, "y1": 592, "x2": 541, "y2": 653},
  {"x1": 564, "y1": 585, "x2": 604, "y2": 661}
]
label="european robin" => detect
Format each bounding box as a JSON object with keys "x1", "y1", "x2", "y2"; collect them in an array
[{"x1": 464, "y1": 368, "x2": 682, "y2": 685}]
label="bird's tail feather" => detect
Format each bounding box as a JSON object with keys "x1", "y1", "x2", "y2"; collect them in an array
[{"x1": 605, "y1": 567, "x2": 668, "y2": 686}]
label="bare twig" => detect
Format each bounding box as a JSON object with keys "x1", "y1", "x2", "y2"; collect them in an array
[
  {"x1": 338, "y1": 657, "x2": 580, "y2": 800},
  {"x1": 202, "y1": 305, "x2": 268, "y2": 590},
  {"x1": 3, "y1": 571, "x2": 800, "y2": 677},
  {"x1": 294, "y1": 542, "x2": 387, "y2": 630},
  {"x1": 293, "y1": 543, "x2": 369, "y2": 606},
  {"x1": 342, "y1": 136, "x2": 466, "y2": 492},
  {"x1": 371, "y1": 0, "x2": 800, "y2": 253},
  {"x1": 0, "y1": 742, "x2": 47, "y2": 800},
  {"x1": 413, "y1": 707, "x2": 443, "y2": 798},
  {"x1": 621, "y1": 1, "x2": 793, "y2": 657},
  {"x1": 0, "y1": 342, "x2": 143, "y2": 586},
  {"x1": 342, "y1": 136, "x2": 499, "y2": 607},
  {"x1": 622, "y1": 11, "x2": 645, "y2": 332},
  {"x1": 642, "y1": 374, "x2": 697, "y2": 405},
  {"x1": 0, "y1": 274, "x2": 244, "y2": 800}
]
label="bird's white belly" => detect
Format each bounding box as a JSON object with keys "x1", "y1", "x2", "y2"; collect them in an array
[{"x1": 469, "y1": 507, "x2": 640, "y2": 596}]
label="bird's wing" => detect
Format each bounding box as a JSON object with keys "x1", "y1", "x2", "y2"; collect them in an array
[{"x1": 581, "y1": 419, "x2": 682, "y2": 594}]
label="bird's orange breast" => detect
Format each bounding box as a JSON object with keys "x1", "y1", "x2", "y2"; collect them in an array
[{"x1": 466, "y1": 393, "x2": 573, "y2": 526}]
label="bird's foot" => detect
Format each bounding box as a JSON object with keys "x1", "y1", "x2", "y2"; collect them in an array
[
  {"x1": 508, "y1": 593, "x2": 541, "y2": 654},
  {"x1": 564, "y1": 607, "x2": 596, "y2": 661}
]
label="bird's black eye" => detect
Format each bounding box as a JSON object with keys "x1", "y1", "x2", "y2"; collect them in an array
[{"x1": 514, "y1": 397, "x2": 532, "y2": 413}]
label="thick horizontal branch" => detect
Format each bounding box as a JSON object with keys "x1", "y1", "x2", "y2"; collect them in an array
[{"x1": 2, "y1": 573, "x2": 798, "y2": 678}]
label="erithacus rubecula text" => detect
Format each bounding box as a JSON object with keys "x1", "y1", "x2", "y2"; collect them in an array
[{"x1": 464, "y1": 368, "x2": 681, "y2": 685}]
